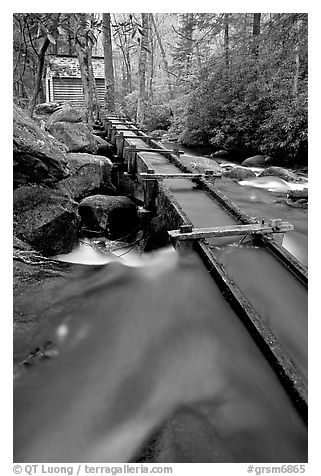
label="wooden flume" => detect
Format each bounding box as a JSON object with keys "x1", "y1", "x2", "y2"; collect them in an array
[{"x1": 102, "y1": 114, "x2": 308, "y2": 421}]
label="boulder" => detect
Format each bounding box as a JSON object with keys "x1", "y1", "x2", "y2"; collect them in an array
[
  {"x1": 93, "y1": 135, "x2": 114, "y2": 158},
  {"x1": 13, "y1": 104, "x2": 69, "y2": 188},
  {"x1": 79, "y1": 195, "x2": 139, "y2": 239},
  {"x1": 191, "y1": 161, "x2": 221, "y2": 175},
  {"x1": 34, "y1": 102, "x2": 62, "y2": 115},
  {"x1": 241, "y1": 155, "x2": 271, "y2": 167},
  {"x1": 287, "y1": 189, "x2": 308, "y2": 200},
  {"x1": 222, "y1": 167, "x2": 256, "y2": 180},
  {"x1": 47, "y1": 121, "x2": 99, "y2": 154},
  {"x1": 259, "y1": 167, "x2": 299, "y2": 182},
  {"x1": 13, "y1": 185, "x2": 80, "y2": 256},
  {"x1": 161, "y1": 133, "x2": 179, "y2": 143},
  {"x1": 13, "y1": 253, "x2": 75, "y2": 365},
  {"x1": 186, "y1": 158, "x2": 221, "y2": 175},
  {"x1": 150, "y1": 130, "x2": 166, "y2": 140},
  {"x1": 211, "y1": 150, "x2": 231, "y2": 159},
  {"x1": 46, "y1": 105, "x2": 85, "y2": 127},
  {"x1": 57, "y1": 153, "x2": 115, "y2": 201}
]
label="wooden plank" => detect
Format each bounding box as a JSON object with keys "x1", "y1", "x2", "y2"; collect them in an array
[
  {"x1": 195, "y1": 240, "x2": 307, "y2": 422},
  {"x1": 109, "y1": 121, "x2": 141, "y2": 126},
  {"x1": 129, "y1": 147, "x2": 185, "y2": 154},
  {"x1": 169, "y1": 221, "x2": 294, "y2": 240},
  {"x1": 140, "y1": 172, "x2": 221, "y2": 180},
  {"x1": 120, "y1": 134, "x2": 154, "y2": 139}
]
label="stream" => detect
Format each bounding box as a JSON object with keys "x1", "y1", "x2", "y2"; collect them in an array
[{"x1": 14, "y1": 144, "x2": 308, "y2": 463}]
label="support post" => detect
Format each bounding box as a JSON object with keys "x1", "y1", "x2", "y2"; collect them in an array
[
  {"x1": 128, "y1": 145, "x2": 137, "y2": 174},
  {"x1": 143, "y1": 177, "x2": 158, "y2": 210},
  {"x1": 172, "y1": 144, "x2": 182, "y2": 158},
  {"x1": 116, "y1": 132, "x2": 125, "y2": 158},
  {"x1": 112, "y1": 163, "x2": 123, "y2": 189},
  {"x1": 110, "y1": 127, "x2": 117, "y2": 144},
  {"x1": 106, "y1": 121, "x2": 113, "y2": 140},
  {"x1": 171, "y1": 224, "x2": 194, "y2": 252},
  {"x1": 269, "y1": 218, "x2": 285, "y2": 245}
]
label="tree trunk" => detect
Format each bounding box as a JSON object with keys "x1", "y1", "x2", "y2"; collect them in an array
[
  {"x1": 28, "y1": 37, "x2": 50, "y2": 117},
  {"x1": 150, "y1": 14, "x2": 173, "y2": 100},
  {"x1": 28, "y1": 13, "x2": 61, "y2": 117},
  {"x1": 252, "y1": 13, "x2": 261, "y2": 58},
  {"x1": 292, "y1": 18, "x2": 300, "y2": 96},
  {"x1": 75, "y1": 42, "x2": 94, "y2": 124},
  {"x1": 113, "y1": 16, "x2": 132, "y2": 94},
  {"x1": 224, "y1": 14, "x2": 230, "y2": 69},
  {"x1": 148, "y1": 14, "x2": 154, "y2": 99},
  {"x1": 136, "y1": 14, "x2": 149, "y2": 126},
  {"x1": 102, "y1": 13, "x2": 115, "y2": 112},
  {"x1": 89, "y1": 48, "x2": 100, "y2": 121},
  {"x1": 74, "y1": 13, "x2": 98, "y2": 125},
  {"x1": 125, "y1": 50, "x2": 132, "y2": 93}
]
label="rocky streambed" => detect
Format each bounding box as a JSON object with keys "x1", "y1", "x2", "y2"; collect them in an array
[
  {"x1": 13, "y1": 104, "x2": 308, "y2": 367},
  {"x1": 13, "y1": 103, "x2": 144, "y2": 365}
]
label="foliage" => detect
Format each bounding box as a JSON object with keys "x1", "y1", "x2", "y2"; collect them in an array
[
  {"x1": 143, "y1": 102, "x2": 172, "y2": 131},
  {"x1": 171, "y1": 13, "x2": 308, "y2": 163},
  {"x1": 13, "y1": 13, "x2": 308, "y2": 164},
  {"x1": 119, "y1": 90, "x2": 172, "y2": 131}
]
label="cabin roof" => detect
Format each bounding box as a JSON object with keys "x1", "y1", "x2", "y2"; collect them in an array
[{"x1": 47, "y1": 55, "x2": 105, "y2": 79}]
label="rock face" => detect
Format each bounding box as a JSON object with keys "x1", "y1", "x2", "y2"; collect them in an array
[
  {"x1": 46, "y1": 105, "x2": 85, "y2": 127},
  {"x1": 34, "y1": 102, "x2": 62, "y2": 115},
  {"x1": 241, "y1": 155, "x2": 271, "y2": 167},
  {"x1": 222, "y1": 167, "x2": 256, "y2": 180},
  {"x1": 47, "y1": 121, "x2": 99, "y2": 154},
  {"x1": 13, "y1": 253, "x2": 75, "y2": 365},
  {"x1": 13, "y1": 104, "x2": 69, "y2": 188},
  {"x1": 14, "y1": 185, "x2": 80, "y2": 256},
  {"x1": 57, "y1": 153, "x2": 115, "y2": 201},
  {"x1": 93, "y1": 135, "x2": 114, "y2": 158},
  {"x1": 79, "y1": 195, "x2": 139, "y2": 239},
  {"x1": 259, "y1": 166, "x2": 299, "y2": 182}
]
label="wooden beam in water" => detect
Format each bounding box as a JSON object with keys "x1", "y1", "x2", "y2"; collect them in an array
[
  {"x1": 128, "y1": 147, "x2": 185, "y2": 155},
  {"x1": 112, "y1": 127, "x2": 139, "y2": 131},
  {"x1": 169, "y1": 220, "x2": 294, "y2": 241},
  {"x1": 120, "y1": 134, "x2": 154, "y2": 139},
  {"x1": 108, "y1": 121, "x2": 139, "y2": 125},
  {"x1": 112, "y1": 127, "x2": 149, "y2": 133},
  {"x1": 140, "y1": 171, "x2": 221, "y2": 180}
]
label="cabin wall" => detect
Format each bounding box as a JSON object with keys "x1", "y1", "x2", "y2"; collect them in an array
[{"x1": 45, "y1": 55, "x2": 105, "y2": 107}]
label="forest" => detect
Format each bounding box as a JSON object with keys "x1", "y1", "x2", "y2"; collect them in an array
[{"x1": 13, "y1": 13, "x2": 308, "y2": 165}]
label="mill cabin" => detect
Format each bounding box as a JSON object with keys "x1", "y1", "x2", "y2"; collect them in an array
[{"x1": 45, "y1": 54, "x2": 105, "y2": 107}]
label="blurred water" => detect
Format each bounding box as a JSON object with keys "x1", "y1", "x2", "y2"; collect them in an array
[
  {"x1": 214, "y1": 178, "x2": 308, "y2": 266},
  {"x1": 14, "y1": 148, "x2": 308, "y2": 463},
  {"x1": 14, "y1": 251, "x2": 307, "y2": 463}
]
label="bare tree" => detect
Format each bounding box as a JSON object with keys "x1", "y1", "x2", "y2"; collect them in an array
[
  {"x1": 27, "y1": 13, "x2": 61, "y2": 116},
  {"x1": 74, "y1": 13, "x2": 100, "y2": 124},
  {"x1": 102, "y1": 13, "x2": 115, "y2": 111},
  {"x1": 150, "y1": 14, "x2": 173, "y2": 100},
  {"x1": 136, "y1": 13, "x2": 149, "y2": 125},
  {"x1": 224, "y1": 13, "x2": 230, "y2": 69},
  {"x1": 252, "y1": 13, "x2": 261, "y2": 58}
]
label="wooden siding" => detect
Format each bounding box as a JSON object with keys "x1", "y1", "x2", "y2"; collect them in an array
[{"x1": 52, "y1": 77, "x2": 105, "y2": 106}]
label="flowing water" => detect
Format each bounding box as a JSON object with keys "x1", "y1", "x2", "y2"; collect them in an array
[
  {"x1": 14, "y1": 250, "x2": 307, "y2": 463},
  {"x1": 14, "y1": 145, "x2": 308, "y2": 463}
]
